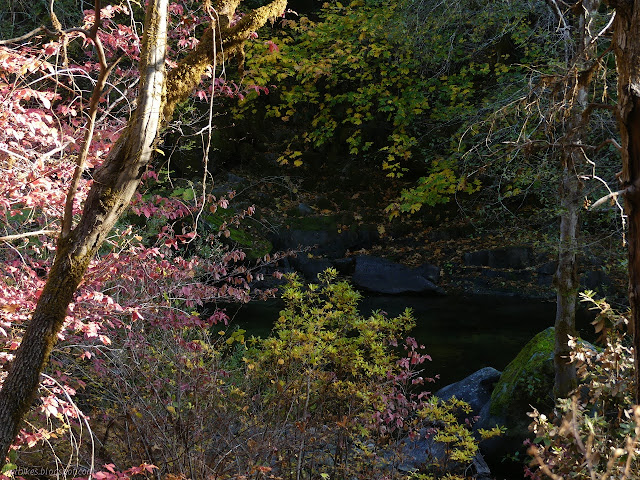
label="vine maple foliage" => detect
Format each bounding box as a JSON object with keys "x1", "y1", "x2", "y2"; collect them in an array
[{"x1": 0, "y1": 0, "x2": 286, "y2": 475}]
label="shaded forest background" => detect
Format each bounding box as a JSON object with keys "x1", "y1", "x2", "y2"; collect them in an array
[{"x1": 0, "y1": 0, "x2": 637, "y2": 479}]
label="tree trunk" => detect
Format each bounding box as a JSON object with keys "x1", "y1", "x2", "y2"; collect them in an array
[
  {"x1": 606, "y1": 0, "x2": 640, "y2": 404},
  {"x1": 0, "y1": 0, "x2": 287, "y2": 466},
  {"x1": 548, "y1": 0, "x2": 597, "y2": 399},
  {"x1": 0, "y1": 0, "x2": 169, "y2": 462},
  {"x1": 554, "y1": 162, "x2": 581, "y2": 398}
]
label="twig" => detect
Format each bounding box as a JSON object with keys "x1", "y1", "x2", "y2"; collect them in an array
[
  {"x1": 0, "y1": 229, "x2": 58, "y2": 242},
  {"x1": 60, "y1": 0, "x2": 120, "y2": 239}
]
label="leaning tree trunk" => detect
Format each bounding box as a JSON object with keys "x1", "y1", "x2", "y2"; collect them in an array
[
  {"x1": 606, "y1": 0, "x2": 640, "y2": 404},
  {"x1": 0, "y1": 0, "x2": 170, "y2": 461},
  {"x1": 0, "y1": 0, "x2": 287, "y2": 466}
]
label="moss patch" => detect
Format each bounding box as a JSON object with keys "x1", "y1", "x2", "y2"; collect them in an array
[
  {"x1": 288, "y1": 215, "x2": 339, "y2": 232},
  {"x1": 490, "y1": 327, "x2": 555, "y2": 420},
  {"x1": 204, "y1": 210, "x2": 272, "y2": 261}
]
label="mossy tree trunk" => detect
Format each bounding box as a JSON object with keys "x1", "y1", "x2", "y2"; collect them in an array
[
  {"x1": 554, "y1": 159, "x2": 581, "y2": 398},
  {"x1": 605, "y1": 0, "x2": 640, "y2": 404},
  {"x1": 549, "y1": 0, "x2": 599, "y2": 399},
  {"x1": 0, "y1": 0, "x2": 287, "y2": 466}
]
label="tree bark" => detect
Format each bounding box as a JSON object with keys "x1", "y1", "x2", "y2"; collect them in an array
[
  {"x1": 606, "y1": 0, "x2": 640, "y2": 404},
  {"x1": 554, "y1": 161, "x2": 581, "y2": 398},
  {"x1": 0, "y1": 0, "x2": 287, "y2": 466},
  {"x1": 549, "y1": 0, "x2": 598, "y2": 399},
  {"x1": 0, "y1": 0, "x2": 169, "y2": 463}
]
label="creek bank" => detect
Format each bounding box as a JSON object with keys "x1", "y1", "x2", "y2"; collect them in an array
[
  {"x1": 268, "y1": 216, "x2": 617, "y2": 299},
  {"x1": 210, "y1": 170, "x2": 621, "y2": 299},
  {"x1": 268, "y1": 217, "x2": 445, "y2": 294}
]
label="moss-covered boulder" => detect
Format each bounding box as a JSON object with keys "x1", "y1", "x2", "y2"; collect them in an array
[
  {"x1": 475, "y1": 327, "x2": 555, "y2": 467},
  {"x1": 489, "y1": 326, "x2": 555, "y2": 422}
]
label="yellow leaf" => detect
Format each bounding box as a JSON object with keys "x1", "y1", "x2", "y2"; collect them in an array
[{"x1": 294, "y1": 159, "x2": 303, "y2": 167}]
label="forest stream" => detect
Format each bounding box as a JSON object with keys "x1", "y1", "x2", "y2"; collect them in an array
[{"x1": 224, "y1": 294, "x2": 595, "y2": 388}]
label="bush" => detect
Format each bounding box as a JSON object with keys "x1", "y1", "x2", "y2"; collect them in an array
[
  {"x1": 13, "y1": 269, "x2": 493, "y2": 479},
  {"x1": 528, "y1": 294, "x2": 640, "y2": 480}
]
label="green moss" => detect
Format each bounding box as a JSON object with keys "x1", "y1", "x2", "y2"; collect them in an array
[
  {"x1": 490, "y1": 327, "x2": 555, "y2": 419},
  {"x1": 288, "y1": 215, "x2": 339, "y2": 231},
  {"x1": 204, "y1": 211, "x2": 272, "y2": 260}
]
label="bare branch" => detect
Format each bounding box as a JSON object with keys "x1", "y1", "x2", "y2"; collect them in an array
[
  {"x1": 0, "y1": 24, "x2": 89, "y2": 46},
  {"x1": 595, "y1": 138, "x2": 622, "y2": 152},
  {"x1": 591, "y1": 189, "x2": 626, "y2": 209},
  {"x1": 60, "y1": 0, "x2": 119, "y2": 239},
  {"x1": 581, "y1": 101, "x2": 616, "y2": 123},
  {"x1": 0, "y1": 27, "x2": 48, "y2": 45},
  {"x1": 0, "y1": 230, "x2": 58, "y2": 242},
  {"x1": 588, "y1": 10, "x2": 616, "y2": 47}
]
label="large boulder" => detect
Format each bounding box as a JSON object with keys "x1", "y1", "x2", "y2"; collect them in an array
[
  {"x1": 270, "y1": 217, "x2": 376, "y2": 259},
  {"x1": 489, "y1": 327, "x2": 555, "y2": 423},
  {"x1": 435, "y1": 367, "x2": 501, "y2": 416},
  {"x1": 464, "y1": 246, "x2": 533, "y2": 270},
  {"x1": 475, "y1": 327, "x2": 556, "y2": 465},
  {"x1": 352, "y1": 256, "x2": 445, "y2": 295}
]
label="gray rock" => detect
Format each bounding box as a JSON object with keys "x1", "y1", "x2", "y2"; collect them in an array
[
  {"x1": 473, "y1": 450, "x2": 492, "y2": 480},
  {"x1": 352, "y1": 256, "x2": 445, "y2": 295},
  {"x1": 480, "y1": 269, "x2": 532, "y2": 282},
  {"x1": 297, "y1": 203, "x2": 314, "y2": 215},
  {"x1": 290, "y1": 255, "x2": 333, "y2": 281},
  {"x1": 412, "y1": 263, "x2": 441, "y2": 284},
  {"x1": 435, "y1": 367, "x2": 501, "y2": 416},
  {"x1": 331, "y1": 257, "x2": 355, "y2": 275},
  {"x1": 399, "y1": 429, "x2": 445, "y2": 472},
  {"x1": 399, "y1": 429, "x2": 491, "y2": 479},
  {"x1": 271, "y1": 225, "x2": 375, "y2": 259},
  {"x1": 226, "y1": 173, "x2": 247, "y2": 185},
  {"x1": 581, "y1": 270, "x2": 612, "y2": 291},
  {"x1": 538, "y1": 274, "x2": 554, "y2": 286},
  {"x1": 537, "y1": 261, "x2": 557, "y2": 276},
  {"x1": 464, "y1": 247, "x2": 533, "y2": 270}
]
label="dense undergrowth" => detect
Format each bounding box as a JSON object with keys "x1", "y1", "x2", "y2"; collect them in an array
[
  {"x1": 0, "y1": 0, "x2": 637, "y2": 478},
  {"x1": 528, "y1": 295, "x2": 640, "y2": 479},
  {"x1": 7, "y1": 267, "x2": 501, "y2": 479}
]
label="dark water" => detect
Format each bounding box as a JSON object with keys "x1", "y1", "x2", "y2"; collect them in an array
[{"x1": 224, "y1": 294, "x2": 595, "y2": 388}]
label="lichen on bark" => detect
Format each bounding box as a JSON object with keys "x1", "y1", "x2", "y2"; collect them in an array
[{"x1": 162, "y1": 0, "x2": 287, "y2": 122}]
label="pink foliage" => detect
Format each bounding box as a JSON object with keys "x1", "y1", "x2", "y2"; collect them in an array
[{"x1": 0, "y1": 0, "x2": 281, "y2": 469}]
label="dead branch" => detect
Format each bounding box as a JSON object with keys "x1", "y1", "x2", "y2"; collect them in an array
[
  {"x1": 591, "y1": 188, "x2": 627, "y2": 209},
  {"x1": 0, "y1": 230, "x2": 58, "y2": 242}
]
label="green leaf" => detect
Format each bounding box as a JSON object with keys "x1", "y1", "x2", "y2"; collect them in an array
[{"x1": 2, "y1": 463, "x2": 17, "y2": 474}]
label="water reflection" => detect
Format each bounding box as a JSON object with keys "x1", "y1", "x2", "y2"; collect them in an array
[{"x1": 223, "y1": 294, "x2": 595, "y2": 387}]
